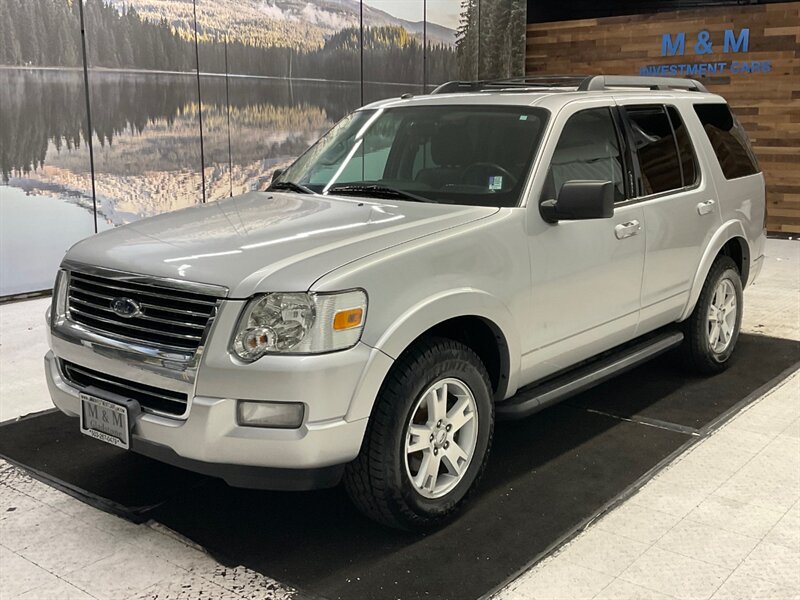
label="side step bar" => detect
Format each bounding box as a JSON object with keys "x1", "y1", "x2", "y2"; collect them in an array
[{"x1": 497, "y1": 331, "x2": 684, "y2": 420}]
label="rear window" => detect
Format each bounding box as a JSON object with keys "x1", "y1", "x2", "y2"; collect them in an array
[{"x1": 694, "y1": 103, "x2": 760, "y2": 180}]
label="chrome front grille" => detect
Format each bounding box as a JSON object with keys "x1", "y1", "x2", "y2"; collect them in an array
[
  {"x1": 61, "y1": 360, "x2": 188, "y2": 416},
  {"x1": 66, "y1": 271, "x2": 220, "y2": 354}
]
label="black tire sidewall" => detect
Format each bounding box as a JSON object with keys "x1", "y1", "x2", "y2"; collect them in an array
[
  {"x1": 387, "y1": 343, "x2": 493, "y2": 521},
  {"x1": 694, "y1": 261, "x2": 744, "y2": 366}
]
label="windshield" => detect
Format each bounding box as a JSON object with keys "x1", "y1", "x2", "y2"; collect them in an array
[{"x1": 275, "y1": 105, "x2": 549, "y2": 207}]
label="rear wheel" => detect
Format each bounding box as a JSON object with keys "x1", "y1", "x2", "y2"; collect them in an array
[
  {"x1": 344, "y1": 337, "x2": 494, "y2": 531},
  {"x1": 681, "y1": 255, "x2": 743, "y2": 374}
]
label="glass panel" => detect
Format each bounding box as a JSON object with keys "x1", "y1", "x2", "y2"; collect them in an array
[
  {"x1": 542, "y1": 108, "x2": 625, "y2": 203},
  {"x1": 196, "y1": 2, "x2": 233, "y2": 201},
  {"x1": 694, "y1": 103, "x2": 760, "y2": 180},
  {"x1": 279, "y1": 105, "x2": 549, "y2": 207},
  {"x1": 84, "y1": 0, "x2": 204, "y2": 225},
  {"x1": 424, "y1": 0, "x2": 461, "y2": 91},
  {"x1": 0, "y1": 2, "x2": 100, "y2": 296},
  {"x1": 362, "y1": 1, "x2": 425, "y2": 104},
  {"x1": 224, "y1": 0, "x2": 361, "y2": 194},
  {"x1": 667, "y1": 106, "x2": 698, "y2": 187},
  {"x1": 454, "y1": 0, "x2": 480, "y2": 81},
  {"x1": 478, "y1": 0, "x2": 527, "y2": 79},
  {"x1": 626, "y1": 105, "x2": 683, "y2": 195}
]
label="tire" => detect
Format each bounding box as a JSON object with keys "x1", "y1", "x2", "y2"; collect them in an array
[
  {"x1": 681, "y1": 255, "x2": 743, "y2": 375},
  {"x1": 344, "y1": 337, "x2": 494, "y2": 531}
]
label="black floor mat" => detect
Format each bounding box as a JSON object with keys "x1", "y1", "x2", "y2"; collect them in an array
[
  {"x1": 566, "y1": 333, "x2": 800, "y2": 429},
  {"x1": 0, "y1": 410, "x2": 210, "y2": 520},
  {"x1": 0, "y1": 334, "x2": 797, "y2": 600}
]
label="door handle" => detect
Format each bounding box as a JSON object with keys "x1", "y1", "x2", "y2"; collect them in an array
[
  {"x1": 697, "y1": 199, "x2": 716, "y2": 216},
  {"x1": 615, "y1": 220, "x2": 641, "y2": 240}
]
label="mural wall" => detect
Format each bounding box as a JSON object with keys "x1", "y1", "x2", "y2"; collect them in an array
[{"x1": 0, "y1": 0, "x2": 526, "y2": 296}]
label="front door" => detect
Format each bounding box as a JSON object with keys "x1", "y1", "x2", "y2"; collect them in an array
[{"x1": 521, "y1": 101, "x2": 646, "y2": 384}]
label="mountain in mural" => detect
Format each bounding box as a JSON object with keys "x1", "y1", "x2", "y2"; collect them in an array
[{"x1": 105, "y1": 0, "x2": 457, "y2": 50}]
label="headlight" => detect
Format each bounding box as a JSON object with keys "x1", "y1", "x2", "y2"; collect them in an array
[
  {"x1": 50, "y1": 269, "x2": 69, "y2": 326},
  {"x1": 231, "y1": 290, "x2": 367, "y2": 361}
]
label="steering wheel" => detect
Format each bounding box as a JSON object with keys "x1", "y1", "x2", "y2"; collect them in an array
[{"x1": 461, "y1": 162, "x2": 518, "y2": 189}]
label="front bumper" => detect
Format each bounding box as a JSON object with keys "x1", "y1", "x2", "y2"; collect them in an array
[{"x1": 45, "y1": 329, "x2": 393, "y2": 489}]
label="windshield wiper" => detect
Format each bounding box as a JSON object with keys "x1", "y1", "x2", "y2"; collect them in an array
[
  {"x1": 325, "y1": 184, "x2": 431, "y2": 203},
  {"x1": 267, "y1": 180, "x2": 314, "y2": 194}
]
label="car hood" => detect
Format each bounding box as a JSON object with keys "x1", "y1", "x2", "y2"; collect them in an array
[{"x1": 65, "y1": 191, "x2": 498, "y2": 297}]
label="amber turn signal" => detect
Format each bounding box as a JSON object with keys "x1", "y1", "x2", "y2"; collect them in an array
[{"x1": 333, "y1": 308, "x2": 364, "y2": 331}]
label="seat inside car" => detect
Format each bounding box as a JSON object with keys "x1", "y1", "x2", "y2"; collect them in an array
[{"x1": 414, "y1": 122, "x2": 475, "y2": 189}]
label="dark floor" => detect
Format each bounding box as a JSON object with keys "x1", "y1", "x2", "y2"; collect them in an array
[{"x1": 1, "y1": 334, "x2": 798, "y2": 600}]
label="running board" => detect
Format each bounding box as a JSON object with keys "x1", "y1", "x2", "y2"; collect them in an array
[{"x1": 497, "y1": 331, "x2": 684, "y2": 420}]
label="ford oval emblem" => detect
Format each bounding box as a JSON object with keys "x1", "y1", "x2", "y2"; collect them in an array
[{"x1": 110, "y1": 297, "x2": 142, "y2": 319}]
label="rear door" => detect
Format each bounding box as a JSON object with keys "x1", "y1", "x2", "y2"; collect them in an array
[{"x1": 617, "y1": 101, "x2": 719, "y2": 332}]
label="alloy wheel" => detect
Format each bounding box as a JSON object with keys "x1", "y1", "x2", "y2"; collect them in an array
[
  {"x1": 404, "y1": 377, "x2": 479, "y2": 499},
  {"x1": 706, "y1": 277, "x2": 737, "y2": 354}
]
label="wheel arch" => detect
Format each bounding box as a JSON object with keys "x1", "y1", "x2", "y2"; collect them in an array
[
  {"x1": 347, "y1": 290, "x2": 520, "y2": 422},
  {"x1": 679, "y1": 221, "x2": 751, "y2": 322}
]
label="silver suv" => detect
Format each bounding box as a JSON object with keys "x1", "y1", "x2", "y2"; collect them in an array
[{"x1": 45, "y1": 76, "x2": 766, "y2": 530}]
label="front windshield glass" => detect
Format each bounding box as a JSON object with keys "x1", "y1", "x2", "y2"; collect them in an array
[{"x1": 276, "y1": 105, "x2": 549, "y2": 207}]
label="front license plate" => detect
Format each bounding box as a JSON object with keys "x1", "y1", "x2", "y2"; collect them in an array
[{"x1": 79, "y1": 393, "x2": 130, "y2": 450}]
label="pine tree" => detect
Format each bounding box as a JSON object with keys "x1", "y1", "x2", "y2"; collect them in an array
[{"x1": 455, "y1": 0, "x2": 479, "y2": 80}]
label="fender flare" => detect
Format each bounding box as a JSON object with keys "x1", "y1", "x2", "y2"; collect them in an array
[
  {"x1": 678, "y1": 220, "x2": 750, "y2": 322},
  {"x1": 346, "y1": 289, "x2": 521, "y2": 421}
]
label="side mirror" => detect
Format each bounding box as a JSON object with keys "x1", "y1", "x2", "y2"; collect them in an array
[
  {"x1": 271, "y1": 168, "x2": 284, "y2": 183},
  {"x1": 540, "y1": 180, "x2": 615, "y2": 224}
]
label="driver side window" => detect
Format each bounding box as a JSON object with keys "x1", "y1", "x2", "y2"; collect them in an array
[{"x1": 541, "y1": 107, "x2": 626, "y2": 204}]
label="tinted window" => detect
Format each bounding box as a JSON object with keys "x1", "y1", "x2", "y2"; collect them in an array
[
  {"x1": 694, "y1": 103, "x2": 760, "y2": 180},
  {"x1": 667, "y1": 106, "x2": 698, "y2": 186},
  {"x1": 541, "y1": 107, "x2": 626, "y2": 203},
  {"x1": 279, "y1": 105, "x2": 549, "y2": 207},
  {"x1": 626, "y1": 105, "x2": 683, "y2": 195}
]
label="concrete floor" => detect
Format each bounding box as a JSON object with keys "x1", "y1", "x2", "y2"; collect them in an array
[{"x1": 0, "y1": 238, "x2": 798, "y2": 600}]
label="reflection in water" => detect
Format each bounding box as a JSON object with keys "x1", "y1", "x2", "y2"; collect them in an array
[
  {"x1": 0, "y1": 186, "x2": 112, "y2": 296},
  {"x1": 0, "y1": 69, "x2": 371, "y2": 225}
]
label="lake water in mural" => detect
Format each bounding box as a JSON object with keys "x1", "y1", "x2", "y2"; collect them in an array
[
  {"x1": 0, "y1": 68, "x2": 403, "y2": 294},
  {"x1": 0, "y1": 0, "x2": 525, "y2": 296},
  {"x1": 0, "y1": 186, "x2": 111, "y2": 296}
]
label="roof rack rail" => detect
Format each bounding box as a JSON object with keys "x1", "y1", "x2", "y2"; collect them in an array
[
  {"x1": 430, "y1": 75, "x2": 709, "y2": 95},
  {"x1": 430, "y1": 75, "x2": 589, "y2": 95},
  {"x1": 578, "y1": 75, "x2": 708, "y2": 93}
]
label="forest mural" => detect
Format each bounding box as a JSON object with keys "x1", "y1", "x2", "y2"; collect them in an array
[{"x1": 0, "y1": 0, "x2": 526, "y2": 296}]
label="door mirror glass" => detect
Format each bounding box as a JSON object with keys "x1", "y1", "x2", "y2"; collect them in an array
[{"x1": 540, "y1": 180, "x2": 615, "y2": 223}]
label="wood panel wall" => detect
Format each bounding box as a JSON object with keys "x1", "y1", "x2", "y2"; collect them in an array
[{"x1": 526, "y1": 3, "x2": 800, "y2": 233}]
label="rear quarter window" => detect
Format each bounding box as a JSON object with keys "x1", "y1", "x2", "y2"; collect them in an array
[{"x1": 693, "y1": 103, "x2": 760, "y2": 180}]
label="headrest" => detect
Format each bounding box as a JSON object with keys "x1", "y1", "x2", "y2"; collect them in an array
[{"x1": 431, "y1": 123, "x2": 473, "y2": 166}]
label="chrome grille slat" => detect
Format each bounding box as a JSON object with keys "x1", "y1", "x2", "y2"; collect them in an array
[
  {"x1": 65, "y1": 364, "x2": 186, "y2": 404},
  {"x1": 70, "y1": 271, "x2": 211, "y2": 295},
  {"x1": 68, "y1": 307, "x2": 203, "y2": 341},
  {"x1": 62, "y1": 360, "x2": 188, "y2": 417},
  {"x1": 69, "y1": 297, "x2": 207, "y2": 330},
  {"x1": 70, "y1": 276, "x2": 217, "y2": 306},
  {"x1": 66, "y1": 270, "x2": 220, "y2": 355},
  {"x1": 138, "y1": 302, "x2": 212, "y2": 318}
]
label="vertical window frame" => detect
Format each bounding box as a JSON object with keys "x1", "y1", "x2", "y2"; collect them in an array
[{"x1": 665, "y1": 105, "x2": 700, "y2": 189}]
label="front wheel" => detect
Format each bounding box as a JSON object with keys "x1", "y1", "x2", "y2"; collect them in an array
[
  {"x1": 681, "y1": 255, "x2": 743, "y2": 374},
  {"x1": 344, "y1": 337, "x2": 494, "y2": 531}
]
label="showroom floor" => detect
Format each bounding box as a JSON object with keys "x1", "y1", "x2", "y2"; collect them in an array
[{"x1": 0, "y1": 238, "x2": 798, "y2": 600}]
